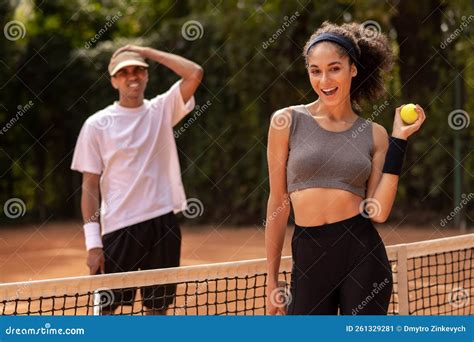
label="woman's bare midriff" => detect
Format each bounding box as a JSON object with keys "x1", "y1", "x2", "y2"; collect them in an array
[{"x1": 290, "y1": 187, "x2": 363, "y2": 226}]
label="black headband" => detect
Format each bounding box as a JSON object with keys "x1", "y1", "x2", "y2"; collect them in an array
[{"x1": 306, "y1": 32, "x2": 360, "y2": 63}]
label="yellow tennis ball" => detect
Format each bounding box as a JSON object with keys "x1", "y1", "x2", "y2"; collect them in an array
[{"x1": 400, "y1": 104, "x2": 418, "y2": 125}]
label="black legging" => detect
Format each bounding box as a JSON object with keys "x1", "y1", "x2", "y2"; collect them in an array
[{"x1": 287, "y1": 212, "x2": 393, "y2": 315}]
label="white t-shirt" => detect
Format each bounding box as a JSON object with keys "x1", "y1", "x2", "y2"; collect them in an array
[{"x1": 71, "y1": 81, "x2": 195, "y2": 235}]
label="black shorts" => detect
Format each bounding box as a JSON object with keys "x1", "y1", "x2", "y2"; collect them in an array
[
  {"x1": 287, "y1": 213, "x2": 393, "y2": 315},
  {"x1": 100, "y1": 212, "x2": 181, "y2": 311}
]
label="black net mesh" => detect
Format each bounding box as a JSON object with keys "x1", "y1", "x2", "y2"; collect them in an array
[
  {"x1": 1, "y1": 246, "x2": 473, "y2": 316},
  {"x1": 407, "y1": 247, "x2": 473, "y2": 315},
  {"x1": 1, "y1": 272, "x2": 289, "y2": 316}
]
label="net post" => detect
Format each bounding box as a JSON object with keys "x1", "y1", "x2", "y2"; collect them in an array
[
  {"x1": 93, "y1": 290, "x2": 101, "y2": 316},
  {"x1": 397, "y1": 246, "x2": 409, "y2": 315}
]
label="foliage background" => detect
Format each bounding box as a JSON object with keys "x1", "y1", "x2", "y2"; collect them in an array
[{"x1": 0, "y1": 0, "x2": 472, "y2": 227}]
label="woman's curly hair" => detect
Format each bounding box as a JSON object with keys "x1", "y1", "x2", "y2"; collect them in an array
[{"x1": 303, "y1": 21, "x2": 393, "y2": 105}]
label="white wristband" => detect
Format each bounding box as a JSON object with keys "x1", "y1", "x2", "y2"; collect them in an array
[{"x1": 83, "y1": 222, "x2": 103, "y2": 251}]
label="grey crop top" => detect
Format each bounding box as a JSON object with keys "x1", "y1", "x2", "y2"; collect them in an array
[{"x1": 286, "y1": 105, "x2": 374, "y2": 198}]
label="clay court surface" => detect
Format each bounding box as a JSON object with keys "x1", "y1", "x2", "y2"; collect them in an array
[{"x1": 0, "y1": 221, "x2": 469, "y2": 284}]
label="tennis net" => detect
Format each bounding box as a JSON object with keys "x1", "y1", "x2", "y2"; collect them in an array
[{"x1": 0, "y1": 233, "x2": 472, "y2": 315}]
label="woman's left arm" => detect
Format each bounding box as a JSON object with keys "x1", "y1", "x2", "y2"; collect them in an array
[{"x1": 365, "y1": 105, "x2": 426, "y2": 223}]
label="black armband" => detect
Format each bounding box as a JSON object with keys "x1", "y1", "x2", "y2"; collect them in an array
[{"x1": 382, "y1": 136, "x2": 408, "y2": 175}]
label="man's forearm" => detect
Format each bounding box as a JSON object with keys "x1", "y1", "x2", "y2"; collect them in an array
[
  {"x1": 143, "y1": 48, "x2": 202, "y2": 79},
  {"x1": 81, "y1": 187, "x2": 100, "y2": 224},
  {"x1": 81, "y1": 186, "x2": 103, "y2": 250}
]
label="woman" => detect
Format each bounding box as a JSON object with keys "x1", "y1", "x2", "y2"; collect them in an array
[{"x1": 265, "y1": 21, "x2": 426, "y2": 315}]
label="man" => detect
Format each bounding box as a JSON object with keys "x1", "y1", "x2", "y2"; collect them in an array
[{"x1": 71, "y1": 45, "x2": 203, "y2": 314}]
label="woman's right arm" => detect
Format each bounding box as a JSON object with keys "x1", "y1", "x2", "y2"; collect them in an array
[{"x1": 265, "y1": 108, "x2": 292, "y2": 315}]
